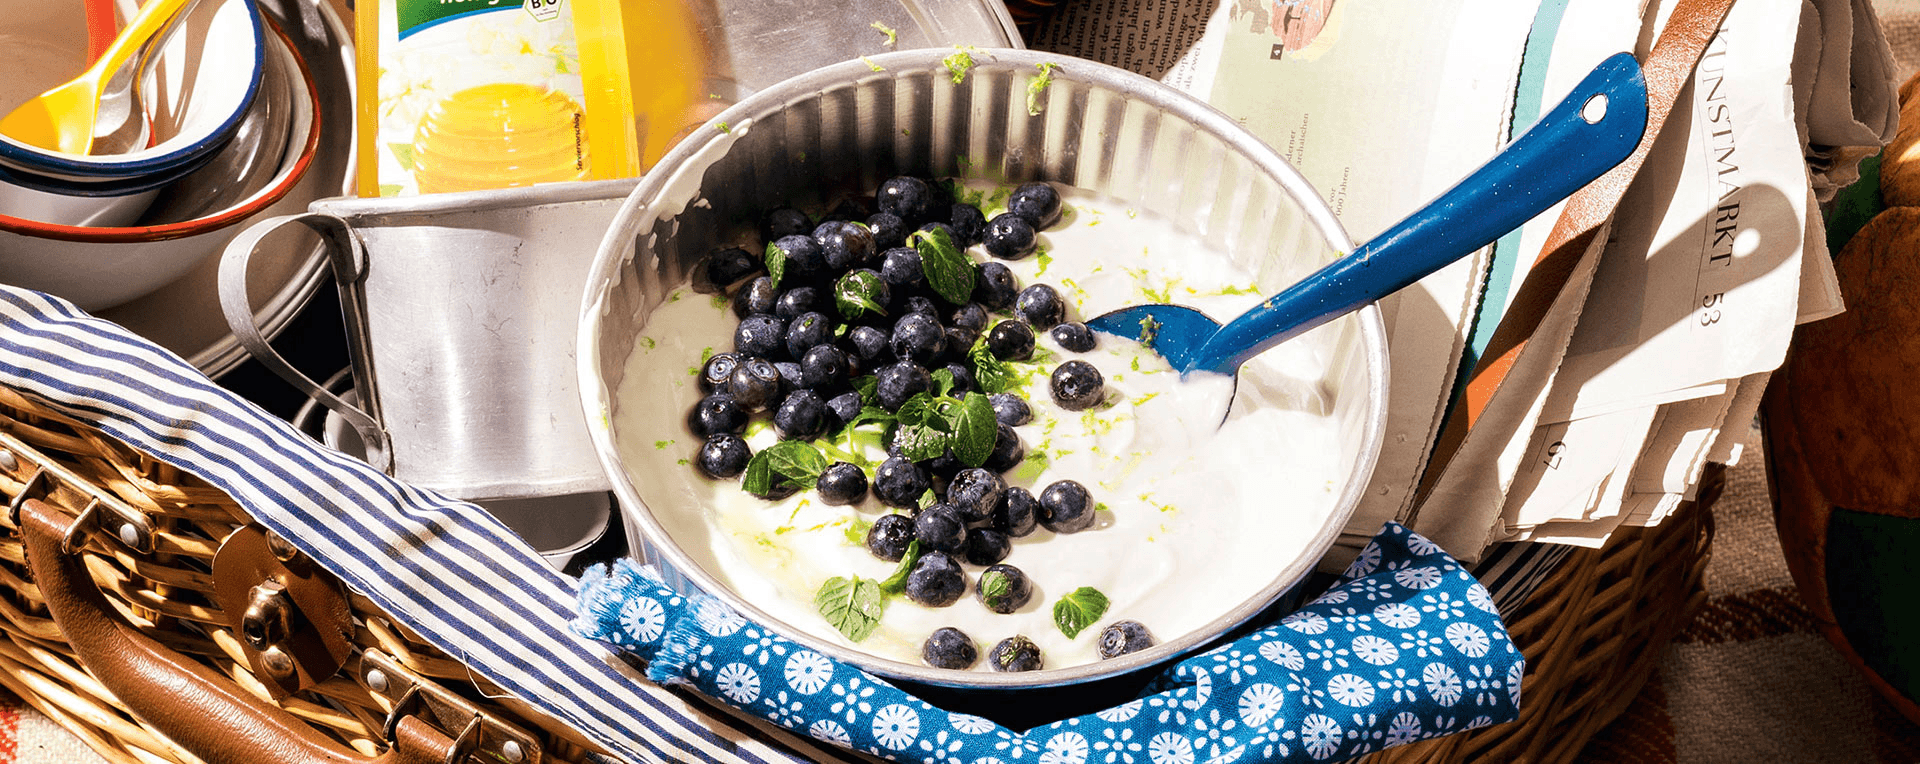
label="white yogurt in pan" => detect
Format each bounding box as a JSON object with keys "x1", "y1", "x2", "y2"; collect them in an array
[{"x1": 614, "y1": 186, "x2": 1346, "y2": 670}]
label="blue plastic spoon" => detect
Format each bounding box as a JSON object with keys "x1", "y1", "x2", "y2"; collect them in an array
[{"x1": 1088, "y1": 52, "x2": 1648, "y2": 377}]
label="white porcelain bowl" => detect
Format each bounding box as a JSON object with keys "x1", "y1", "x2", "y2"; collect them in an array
[
  {"x1": 0, "y1": 0, "x2": 264, "y2": 181},
  {"x1": 0, "y1": 15, "x2": 313, "y2": 311}
]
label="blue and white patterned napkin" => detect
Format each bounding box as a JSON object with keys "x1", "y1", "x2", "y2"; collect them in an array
[{"x1": 574, "y1": 522, "x2": 1522, "y2": 763}]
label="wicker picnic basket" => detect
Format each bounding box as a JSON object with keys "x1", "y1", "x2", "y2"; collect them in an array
[
  {"x1": 0, "y1": 384, "x2": 607, "y2": 764},
  {"x1": 1366, "y1": 466, "x2": 1719, "y2": 764},
  {"x1": 0, "y1": 371, "x2": 1714, "y2": 764}
]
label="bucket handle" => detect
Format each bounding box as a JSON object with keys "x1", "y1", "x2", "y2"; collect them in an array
[{"x1": 218, "y1": 212, "x2": 392, "y2": 474}]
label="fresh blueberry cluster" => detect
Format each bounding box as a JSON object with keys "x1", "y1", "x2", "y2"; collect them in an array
[{"x1": 683, "y1": 176, "x2": 1155, "y2": 672}]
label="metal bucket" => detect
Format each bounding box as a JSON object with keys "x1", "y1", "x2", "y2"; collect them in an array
[
  {"x1": 221, "y1": 179, "x2": 638, "y2": 501},
  {"x1": 578, "y1": 48, "x2": 1390, "y2": 706}
]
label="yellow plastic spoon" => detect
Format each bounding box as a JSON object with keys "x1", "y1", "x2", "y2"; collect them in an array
[{"x1": 0, "y1": 0, "x2": 194, "y2": 154}]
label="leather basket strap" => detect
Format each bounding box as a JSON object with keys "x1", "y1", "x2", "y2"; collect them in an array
[{"x1": 19, "y1": 499, "x2": 456, "y2": 764}]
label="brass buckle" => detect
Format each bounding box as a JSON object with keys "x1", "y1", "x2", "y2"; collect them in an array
[{"x1": 358, "y1": 650, "x2": 541, "y2": 764}]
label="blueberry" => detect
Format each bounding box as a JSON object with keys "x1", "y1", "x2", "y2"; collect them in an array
[
  {"x1": 923, "y1": 450, "x2": 964, "y2": 482},
  {"x1": 1016, "y1": 284, "x2": 1067, "y2": 329},
  {"x1": 942, "y1": 362, "x2": 977, "y2": 395},
  {"x1": 727, "y1": 357, "x2": 783, "y2": 412},
  {"x1": 769, "y1": 234, "x2": 825, "y2": 275},
  {"x1": 771, "y1": 391, "x2": 825, "y2": 440},
  {"x1": 984, "y1": 422, "x2": 1025, "y2": 473},
  {"x1": 946, "y1": 468, "x2": 1005, "y2": 522},
  {"x1": 950, "y1": 302, "x2": 989, "y2": 332},
  {"x1": 1050, "y1": 360, "x2": 1105, "y2": 411},
  {"x1": 874, "y1": 456, "x2": 932, "y2": 509},
  {"x1": 1051, "y1": 321, "x2": 1097, "y2": 353},
  {"x1": 762, "y1": 206, "x2": 813, "y2": 240},
  {"x1": 695, "y1": 434, "x2": 752, "y2": 479},
  {"x1": 875, "y1": 362, "x2": 932, "y2": 411},
  {"x1": 986, "y1": 320, "x2": 1036, "y2": 361},
  {"x1": 785, "y1": 312, "x2": 835, "y2": 359},
  {"x1": 844, "y1": 325, "x2": 890, "y2": 365},
  {"x1": 704, "y1": 247, "x2": 759, "y2": 289},
  {"x1": 735, "y1": 314, "x2": 786, "y2": 358},
  {"x1": 816, "y1": 462, "x2": 869, "y2": 505},
  {"x1": 989, "y1": 392, "x2": 1031, "y2": 427},
  {"x1": 898, "y1": 295, "x2": 940, "y2": 319},
  {"x1": 975, "y1": 562, "x2": 1029, "y2": 612},
  {"x1": 948, "y1": 203, "x2": 987, "y2": 247},
  {"x1": 775, "y1": 286, "x2": 823, "y2": 320},
  {"x1": 801, "y1": 345, "x2": 851, "y2": 390},
  {"x1": 1039, "y1": 479, "x2": 1095, "y2": 533},
  {"x1": 774, "y1": 361, "x2": 806, "y2": 393},
  {"x1": 825, "y1": 391, "x2": 864, "y2": 430},
  {"x1": 905, "y1": 551, "x2": 967, "y2": 607},
  {"x1": 835, "y1": 269, "x2": 891, "y2": 321},
  {"x1": 877, "y1": 176, "x2": 935, "y2": 224},
  {"x1": 992, "y1": 486, "x2": 1039, "y2": 537},
  {"x1": 913, "y1": 504, "x2": 968, "y2": 553},
  {"x1": 973, "y1": 262, "x2": 1019, "y2": 310},
  {"x1": 943, "y1": 327, "x2": 980, "y2": 360},
  {"x1": 922, "y1": 627, "x2": 979, "y2": 669},
  {"x1": 698, "y1": 352, "x2": 739, "y2": 395},
  {"x1": 687, "y1": 394, "x2": 748, "y2": 437},
  {"x1": 818, "y1": 222, "x2": 876, "y2": 271},
  {"x1": 891, "y1": 313, "x2": 947, "y2": 365},
  {"x1": 965, "y1": 529, "x2": 1012, "y2": 567},
  {"x1": 1007, "y1": 182, "x2": 1063, "y2": 229},
  {"x1": 880, "y1": 247, "x2": 924, "y2": 288},
  {"x1": 866, "y1": 513, "x2": 915, "y2": 561},
  {"x1": 734, "y1": 276, "x2": 778, "y2": 319},
  {"x1": 1098, "y1": 621, "x2": 1155, "y2": 659},
  {"x1": 983, "y1": 213, "x2": 1038, "y2": 260},
  {"x1": 988, "y1": 636, "x2": 1043, "y2": 672},
  {"x1": 866, "y1": 212, "x2": 908, "y2": 251}
]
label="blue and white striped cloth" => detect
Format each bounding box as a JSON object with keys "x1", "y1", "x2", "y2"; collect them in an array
[{"x1": 0, "y1": 286, "x2": 842, "y2": 764}]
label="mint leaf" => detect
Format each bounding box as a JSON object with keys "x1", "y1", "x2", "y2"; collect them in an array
[
  {"x1": 1053, "y1": 586, "x2": 1110, "y2": 639},
  {"x1": 891, "y1": 424, "x2": 950, "y2": 462},
  {"x1": 765, "y1": 241, "x2": 788, "y2": 287},
  {"x1": 969, "y1": 336, "x2": 1019, "y2": 393},
  {"x1": 846, "y1": 405, "x2": 896, "y2": 431},
  {"x1": 949, "y1": 392, "x2": 997, "y2": 467},
  {"x1": 742, "y1": 450, "x2": 775, "y2": 496},
  {"x1": 815, "y1": 576, "x2": 885, "y2": 641},
  {"x1": 853, "y1": 375, "x2": 879, "y2": 407},
  {"x1": 835, "y1": 270, "x2": 888, "y2": 320},
  {"x1": 910, "y1": 227, "x2": 974, "y2": 305},
  {"x1": 943, "y1": 48, "x2": 975, "y2": 84},
  {"x1": 877, "y1": 539, "x2": 923, "y2": 595},
  {"x1": 930, "y1": 368, "x2": 958, "y2": 398},
  {"x1": 764, "y1": 441, "x2": 828, "y2": 487},
  {"x1": 979, "y1": 567, "x2": 1013, "y2": 600},
  {"x1": 895, "y1": 392, "x2": 937, "y2": 428}
]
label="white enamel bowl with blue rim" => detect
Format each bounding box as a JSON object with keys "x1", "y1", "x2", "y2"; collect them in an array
[
  {"x1": 579, "y1": 48, "x2": 1389, "y2": 701},
  {"x1": 0, "y1": 0, "x2": 264, "y2": 182}
]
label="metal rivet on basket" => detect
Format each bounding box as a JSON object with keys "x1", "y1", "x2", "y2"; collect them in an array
[
  {"x1": 118, "y1": 523, "x2": 138, "y2": 547},
  {"x1": 0, "y1": 450, "x2": 15, "y2": 471},
  {"x1": 261, "y1": 647, "x2": 295, "y2": 679},
  {"x1": 366, "y1": 668, "x2": 389, "y2": 693},
  {"x1": 266, "y1": 530, "x2": 300, "y2": 562},
  {"x1": 501, "y1": 740, "x2": 525, "y2": 763}
]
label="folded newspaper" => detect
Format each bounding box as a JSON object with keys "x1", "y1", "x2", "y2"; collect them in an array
[{"x1": 1029, "y1": 0, "x2": 1898, "y2": 563}]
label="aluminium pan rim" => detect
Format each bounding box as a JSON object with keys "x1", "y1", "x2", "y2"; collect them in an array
[{"x1": 581, "y1": 47, "x2": 1390, "y2": 692}]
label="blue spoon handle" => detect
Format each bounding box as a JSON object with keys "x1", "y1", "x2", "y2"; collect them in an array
[{"x1": 1187, "y1": 52, "x2": 1648, "y2": 375}]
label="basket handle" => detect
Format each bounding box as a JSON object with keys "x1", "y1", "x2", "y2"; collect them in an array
[{"x1": 19, "y1": 499, "x2": 456, "y2": 764}]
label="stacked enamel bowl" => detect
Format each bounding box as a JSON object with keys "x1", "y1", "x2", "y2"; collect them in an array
[{"x1": 0, "y1": 0, "x2": 323, "y2": 311}]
